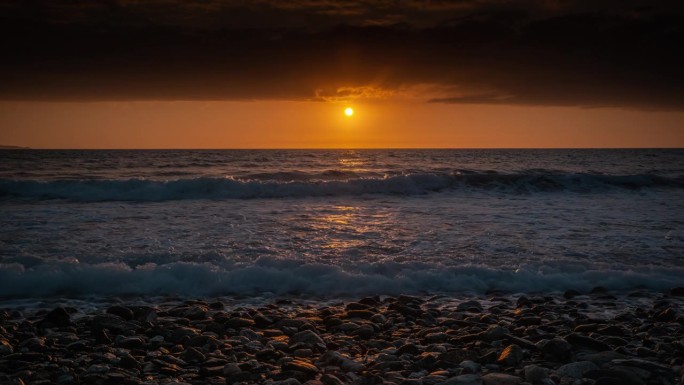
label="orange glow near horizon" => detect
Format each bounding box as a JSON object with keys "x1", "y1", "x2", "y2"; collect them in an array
[{"x1": 0, "y1": 100, "x2": 683, "y2": 149}]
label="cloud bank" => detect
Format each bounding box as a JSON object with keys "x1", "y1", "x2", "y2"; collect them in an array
[{"x1": 0, "y1": 0, "x2": 682, "y2": 109}]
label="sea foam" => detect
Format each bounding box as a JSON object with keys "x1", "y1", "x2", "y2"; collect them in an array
[{"x1": 1, "y1": 258, "x2": 682, "y2": 298}]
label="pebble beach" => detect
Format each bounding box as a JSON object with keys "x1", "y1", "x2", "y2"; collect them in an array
[{"x1": 2, "y1": 288, "x2": 683, "y2": 385}]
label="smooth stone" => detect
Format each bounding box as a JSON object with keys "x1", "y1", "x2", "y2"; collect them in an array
[
  {"x1": 39, "y1": 307, "x2": 71, "y2": 328},
  {"x1": 441, "y1": 374, "x2": 483, "y2": 385},
  {"x1": 346, "y1": 310, "x2": 375, "y2": 319},
  {"x1": 524, "y1": 365, "x2": 549, "y2": 382},
  {"x1": 540, "y1": 338, "x2": 571, "y2": 361},
  {"x1": 119, "y1": 353, "x2": 139, "y2": 369},
  {"x1": 610, "y1": 358, "x2": 672, "y2": 372},
  {"x1": 283, "y1": 360, "x2": 319, "y2": 375},
  {"x1": 497, "y1": 344, "x2": 523, "y2": 366},
  {"x1": 398, "y1": 343, "x2": 421, "y2": 356},
  {"x1": 517, "y1": 316, "x2": 542, "y2": 326},
  {"x1": 565, "y1": 333, "x2": 611, "y2": 351},
  {"x1": 91, "y1": 314, "x2": 133, "y2": 333},
  {"x1": 290, "y1": 330, "x2": 326, "y2": 350},
  {"x1": 294, "y1": 348, "x2": 314, "y2": 357},
  {"x1": 352, "y1": 324, "x2": 374, "y2": 339},
  {"x1": 457, "y1": 301, "x2": 483, "y2": 311},
  {"x1": 481, "y1": 325, "x2": 509, "y2": 341},
  {"x1": 585, "y1": 369, "x2": 645, "y2": 385},
  {"x1": 225, "y1": 317, "x2": 255, "y2": 328},
  {"x1": 0, "y1": 339, "x2": 13, "y2": 355},
  {"x1": 481, "y1": 373, "x2": 522, "y2": 385},
  {"x1": 182, "y1": 346, "x2": 205, "y2": 362},
  {"x1": 459, "y1": 360, "x2": 481, "y2": 374},
  {"x1": 320, "y1": 374, "x2": 346, "y2": 385},
  {"x1": 107, "y1": 305, "x2": 134, "y2": 320},
  {"x1": 274, "y1": 379, "x2": 303, "y2": 385},
  {"x1": 116, "y1": 336, "x2": 144, "y2": 349},
  {"x1": 223, "y1": 363, "x2": 242, "y2": 376},
  {"x1": 575, "y1": 351, "x2": 627, "y2": 365},
  {"x1": 555, "y1": 361, "x2": 599, "y2": 379}
]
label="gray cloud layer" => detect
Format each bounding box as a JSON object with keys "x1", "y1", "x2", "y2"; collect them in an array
[{"x1": 1, "y1": 0, "x2": 682, "y2": 109}]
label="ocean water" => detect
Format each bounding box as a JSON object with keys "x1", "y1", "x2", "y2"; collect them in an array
[{"x1": 1, "y1": 149, "x2": 683, "y2": 299}]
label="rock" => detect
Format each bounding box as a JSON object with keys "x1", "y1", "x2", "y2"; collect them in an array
[
  {"x1": 352, "y1": 324, "x2": 374, "y2": 339},
  {"x1": 481, "y1": 373, "x2": 522, "y2": 385},
  {"x1": 442, "y1": 374, "x2": 483, "y2": 385},
  {"x1": 497, "y1": 344, "x2": 523, "y2": 366},
  {"x1": 610, "y1": 358, "x2": 672, "y2": 372},
  {"x1": 346, "y1": 310, "x2": 375, "y2": 319},
  {"x1": 130, "y1": 306, "x2": 157, "y2": 322},
  {"x1": 517, "y1": 316, "x2": 542, "y2": 326},
  {"x1": 481, "y1": 325, "x2": 508, "y2": 341},
  {"x1": 564, "y1": 289, "x2": 581, "y2": 299},
  {"x1": 39, "y1": 307, "x2": 71, "y2": 328},
  {"x1": 398, "y1": 343, "x2": 421, "y2": 355},
  {"x1": 91, "y1": 313, "x2": 133, "y2": 333},
  {"x1": 0, "y1": 339, "x2": 13, "y2": 355},
  {"x1": 107, "y1": 305, "x2": 134, "y2": 320},
  {"x1": 274, "y1": 379, "x2": 303, "y2": 385},
  {"x1": 119, "y1": 353, "x2": 139, "y2": 369},
  {"x1": 321, "y1": 351, "x2": 364, "y2": 372},
  {"x1": 283, "y1": 360, "x2": 319, "y2": 375},
  {"x1": 585, "y1": 369, "x2": 645, "y2": 385},
  {"x1": 290, "y1": 330, "x2": 326, "y2": 350},
  {"x1": 555, "y1": 361, "x2": 599, "y2": 379},
  {"x1": 225, "y1": 317, "x2": 255, "y2": 329},
  {"x1": 541, "y1": 338, "x2": 571, "y2": 361},
  {"x1": 425, "y1": 332, "x2": 449, "y2": 343},
  {"x1": 565, "y1": 333, "x2": 611, "y2": 351},
  {"x1": 294, "y1": 348, "x2": 314, "y2": 357},
  {"x1": 457, "y1": 301, "x2": 483, "y2": 311},
  {"x1": 655, "y1": 307, "x2": 678, "y2": 322},
  {"x1": 223, "y1": 363, "x2": 242, "y2": 376},
  {"x1": 459, "y1": 360, "x2": 481, "y2": 374},
  {"x1": 524, "y1": 365, "x2": 549, "y2": 382},
  {"x1": 321, "y1": 374, "x2": 346, "y2": 385},
  {"x1": 182, "y1": 347, "x2": 206, "y2": 362},
  {"x1": 116, "y1": 336, "x2": 144, "y2": 349},
  {"x1": 575, "y1": 351, "x2": 627, "y2": 365}
]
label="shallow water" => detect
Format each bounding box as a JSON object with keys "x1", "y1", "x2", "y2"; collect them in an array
[{"x1": 1, "y1": 149, "x2": 683, "y2": 298}]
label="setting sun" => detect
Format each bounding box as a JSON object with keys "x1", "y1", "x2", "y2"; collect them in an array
[{"x1": 345, "y1": 107, "x2": 354, "y2": 117}]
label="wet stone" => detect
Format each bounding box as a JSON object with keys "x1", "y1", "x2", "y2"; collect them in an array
[
  {"x1": 497, "y1": 344, "x2": 523, "y2": 366},
  {"x1": 39, "y1": 307, "x2": 71, "y2": 328},
  {"x1": 107, "y1": 305, "x2": 134, "y2": 320}
]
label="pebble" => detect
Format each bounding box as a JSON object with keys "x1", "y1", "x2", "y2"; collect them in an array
[
  {"x1": 0, "y1": 293, "x2": 679, "y2": 385},
  {"x1": 555, "y1": 361, "x2": 599, "y2": 379}
]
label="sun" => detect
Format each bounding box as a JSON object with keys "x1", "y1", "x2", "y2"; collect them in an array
[{"x1": 344, "y1": 107, "x2": 354, "y2": 117}]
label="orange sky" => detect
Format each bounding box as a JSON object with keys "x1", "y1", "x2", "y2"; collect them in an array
[{"x1": 1, "y1": 101, "x2": 682, "y2": 149}]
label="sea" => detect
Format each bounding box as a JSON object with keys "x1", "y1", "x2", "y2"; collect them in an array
[{"x1": 1, "y1": 149, "x2": 683, "y2": 302}]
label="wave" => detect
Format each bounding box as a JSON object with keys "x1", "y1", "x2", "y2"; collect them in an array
[
  {"x1": 1, "y1": 172, "x2": 682, "y2": 202},
  {"x1": 0, "y1": 259, "x2": 682, "y2": 298}
]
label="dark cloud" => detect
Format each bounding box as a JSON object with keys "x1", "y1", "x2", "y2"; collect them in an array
[{"x1": 0, "y1": 0, "x2": 682, "y2": 109}]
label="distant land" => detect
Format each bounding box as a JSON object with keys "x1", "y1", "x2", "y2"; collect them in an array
[{"x1": 0, "y1": 145, "x2": 30, "y2": 149}]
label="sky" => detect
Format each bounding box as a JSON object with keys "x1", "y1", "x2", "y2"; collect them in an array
[{"x1": 0, "y1": 0, "x2": 682, "y2": 148}]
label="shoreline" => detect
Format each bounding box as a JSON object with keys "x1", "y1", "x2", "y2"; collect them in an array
[{"x1": 1, "y1": 291, "x2": 683, "y2": 385}]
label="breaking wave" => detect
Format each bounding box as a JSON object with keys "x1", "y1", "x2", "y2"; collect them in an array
[{"x1": 1, "y1": 172, "x2": 682, "y2": 202}]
